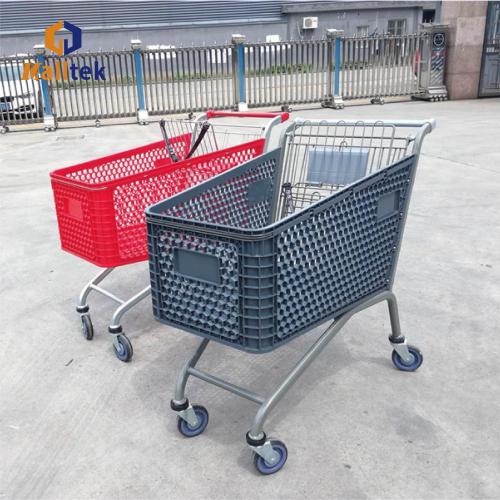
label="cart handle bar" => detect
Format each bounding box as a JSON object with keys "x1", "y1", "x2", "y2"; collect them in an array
[
  {"x1": 292, "y1": 117, "x2": 436, "y2": 130},
  {"x1": 281, "y1": 117, "x2": 436, "y2": 158},
  {"x1": 198, "y1": 110, "x2": 289, "y2": 151},
  {"x1": 206, "y1": 110, "x2": 289, "y2": 123}
]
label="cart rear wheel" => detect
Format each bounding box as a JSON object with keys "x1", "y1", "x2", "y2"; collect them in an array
[
  {"x1": 80, "y1": 315, "x2": 94, "y2": 341},
  {"x1": 253, "y1": 440, "x2": 288, "y2": 475},
  {"x1": 113, "y1": 334, "x2": 133, "y2": 362},
  {"x1": 392, "y1": 345, "x2": 423, "y2": 372},
  {"x1": 177, "y1": 405, "x2": 209, "y2": 437}
]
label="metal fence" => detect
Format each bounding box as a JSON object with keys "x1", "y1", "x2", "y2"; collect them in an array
[
  {"x1": 142, "y1": 45, "x2": 234, "y2": 114},
  {"x1": 46, "y1": 50, "x2": 138, "y2": 121},
  {"x1": 0, "y1": 31, "x2": 446, "y2": 132},
  {"x1": 245, "y1": 39, "x2": 329, "y2": 107},
  {"x1": 341, "y1": 34, "x2": 424, "y2": 100}
]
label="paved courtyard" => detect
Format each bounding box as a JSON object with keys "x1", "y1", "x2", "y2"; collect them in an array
[{"x1": 0, "y1": 98, "x2": 499, "y2": 499}]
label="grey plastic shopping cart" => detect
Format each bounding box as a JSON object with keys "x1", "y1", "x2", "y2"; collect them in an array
[{"x1": 146, "y1": 117, "x2": 435, "y2": 474}]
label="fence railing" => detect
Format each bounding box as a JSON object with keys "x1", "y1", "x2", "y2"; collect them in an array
[
  {"x1": 341, "y1": 34, "x2": 424, "y2": 100},
  {"x1": 0, "y1": 29, "x2": 448, "y2": 132},
  {"x1": 244, "y1": 39, "x2": 329, "y2": 107},
  {"x1": 46, "y1": 50, "x2": 138, "y2": 121},
  {"x1": 142, "y1": 45, "x2": 235, "y2": 115}
]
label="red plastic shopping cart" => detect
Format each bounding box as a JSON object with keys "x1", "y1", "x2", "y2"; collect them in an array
[{"x1": 50, "y1": 110, "x2": 289, "y2": 361}]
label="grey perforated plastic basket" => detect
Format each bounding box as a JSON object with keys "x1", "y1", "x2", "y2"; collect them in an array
[{"x1": 146, "y1": 118, "x2": 435, "y2": 353}]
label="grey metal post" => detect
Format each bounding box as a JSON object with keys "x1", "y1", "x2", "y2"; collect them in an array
[
  {"x1": 231, "y1": 34, "x2": 248, "y2": 111},
  {"x1": 414, "y1": 24, "x2": 449, "y2": 102},
  {"x1": 33, "y1": 44, "x2": 57, "y2": 131},
  {"x1": 322, "y1": 29, "x2": 344, "y2": 110},
  {"x1": 131, "y1": 39, "x2": 149, "y2": 124}
]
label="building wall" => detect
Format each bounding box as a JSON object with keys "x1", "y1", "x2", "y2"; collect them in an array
[
  {"x1": 285, "y1": 7, "x2": 424, "y2": 40},
  {"x1": 441, "y1": 1, "x2": 489, "y2": 99},
  {"x1": 0, "y1": 1, "x2": 441, "y2": 55},
  {"x1": 0, "y1": 23, "x2": 288, "y2": 55}
]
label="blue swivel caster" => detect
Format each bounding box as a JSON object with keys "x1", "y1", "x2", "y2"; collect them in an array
[
  {"x1": 177, "y1": 404, "x2": 209, "y2": 437},
  {"x1": 392, "y1": 345, "x2": 423, "y2": 372},
  {"x1": 253, "y1": 439, "x2": 288, "y2": 475},
  {"x1": 113, "y1": 334, "x2": 133, "y2": 362}
]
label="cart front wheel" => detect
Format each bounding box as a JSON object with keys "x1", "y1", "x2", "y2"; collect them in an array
[
  {"x1": 80, "y1": 315, "x2": 94, "y2": 341},
  {"x1": 253, "y1": 440, "x2": 288, "y2": 475},
  {"x1": 177, "y1": 405, "x2": 209, "y2": 437},
  {"x1": 392, "y1": 345, "x2": 423, "y2": 372},
  {"x1": 113, "y1": 334, "x2": 133, "y2": 362}
]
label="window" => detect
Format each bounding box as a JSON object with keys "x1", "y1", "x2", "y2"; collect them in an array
[
  {"x1": 266, "y1": 34, "x2": 281, "y2": 43},
  {"x1": 387, "y1": 19, "x2": 406, "y2": 36},
  {"x1": 356, "y1": 25, "x2": 369, "y2": 37},
  {"x1": 422, "y1": 9, "x2": 436, "y2": 24}
]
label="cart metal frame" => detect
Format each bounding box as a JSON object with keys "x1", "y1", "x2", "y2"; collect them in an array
[
  {"x1": 167, "y1": 117, "x2": 435, "y2": 473},
  {"x1": 76, "y1": 111, "x2": 288, "y2": 361}
]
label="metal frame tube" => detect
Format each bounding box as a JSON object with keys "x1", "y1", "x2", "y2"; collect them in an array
[
  {"x1": 174, "y1": 338, "x2": 210, "y2": 402},
  {"x1": 172, "y1": 290, "x2": 407, "y2": 440},
  {"x1": 189, "y1": 367, "x2": 265, "y2": 404},
  {"x1": 77, "y1": 267, "x2": 115, "y2": 308},
  {"x1": 109, "y1": 285, "x2": 151, "y2": 329},
  {"x1": 249, "y1": 290, "x2": 398, "y2": 437}
]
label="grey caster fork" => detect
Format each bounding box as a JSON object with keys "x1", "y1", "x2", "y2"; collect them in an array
[
  {"x1": 76, "y1": 267, "x2": 151, "y2": 362},
  {"x1": 171, "y1": 290, "x2": 423, "y2": 475}
]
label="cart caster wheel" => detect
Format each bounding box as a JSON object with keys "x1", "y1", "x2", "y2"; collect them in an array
[
  {"x1": 177, "y1": 405, "x2": 209, "y2": 437},
  {"x1": 80, "y1": 315, "x2": 94, "y2": 341},
  {"x1": 253, "y1": 440, "x2": 288, "y2": 475},
  {"x1": 392, "y1": 345, "x2": 423, "y2": 372},
  {"x1": 0, "y1": 126, "x2": 9, "y2": 134},
  {"x1": 95, "y1": 119, "x2": 101, "y2": 128},
  {"x1": 113, "y1": 334, "x2": 133, "y2": 362}
]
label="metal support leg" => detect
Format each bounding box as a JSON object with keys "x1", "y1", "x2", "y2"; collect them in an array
[
  {"x1": 386, "y1": 292, "x2": 413, "y2": 364},
  {"x1": 248, "y1": 314, "x2": 350, "y2": 440},
  {"x1": 387, "y1": 291, "x2": 403, "y2": 340},
  {"x1": 248, "y1": 290, "x2": 398, "y2": 439},
  {"x1": 75, "y1": 266, "x2": 148, "y2": 362},
  {"x1": 77, "y1": 267, "x2": 115, "y2": 310},
  {"x1": 108, "y1": 285, "x2": 151, "y2": 333},
  {"x1": 170, "y1": 290, "x2": 421, "y2": 473},
  {"x1": 171, "y1": 339, "x2": 210, "y2": 429},
  {"x1": 173, "y1": 338, "x2": 210, "y2": 404}
]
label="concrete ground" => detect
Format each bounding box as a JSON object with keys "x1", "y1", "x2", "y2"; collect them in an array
[{"x1": 1, "y1": 98, "x2": 499, "y2": 500}]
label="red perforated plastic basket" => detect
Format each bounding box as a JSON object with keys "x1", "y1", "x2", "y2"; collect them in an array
[{"x1": 50, "y1": 136, "x2": 265, "y2": 267}]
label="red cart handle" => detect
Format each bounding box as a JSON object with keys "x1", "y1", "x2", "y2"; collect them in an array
[{"x1": 205, "y1": 110, "x2": 289, "y2": 123}]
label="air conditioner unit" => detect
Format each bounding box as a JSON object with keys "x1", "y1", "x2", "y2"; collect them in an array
[{"x1": 302, "y1": 17, "x2": 318, "y2": 29}]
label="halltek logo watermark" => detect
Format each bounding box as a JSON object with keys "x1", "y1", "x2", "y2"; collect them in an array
[{"x1": 22, "y1": 21, "x2": 106, "y2": 81}]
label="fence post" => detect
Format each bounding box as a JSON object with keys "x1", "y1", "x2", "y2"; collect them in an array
[
  {"x1": 33, "y1": 44, "x2": 57, "y2": 131},
  {"x1": 413, "y1": 24, "x2": 449, "y2": 102},
  {"x1": 322, "y1": 29, "x2": 344, "y2": 110},
  {"x1": 131, "y1": 39, "x2": 149, "y2": 124},
  {"x1": 231, "y1": 34, "x2": 248, "y2": 111}
]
